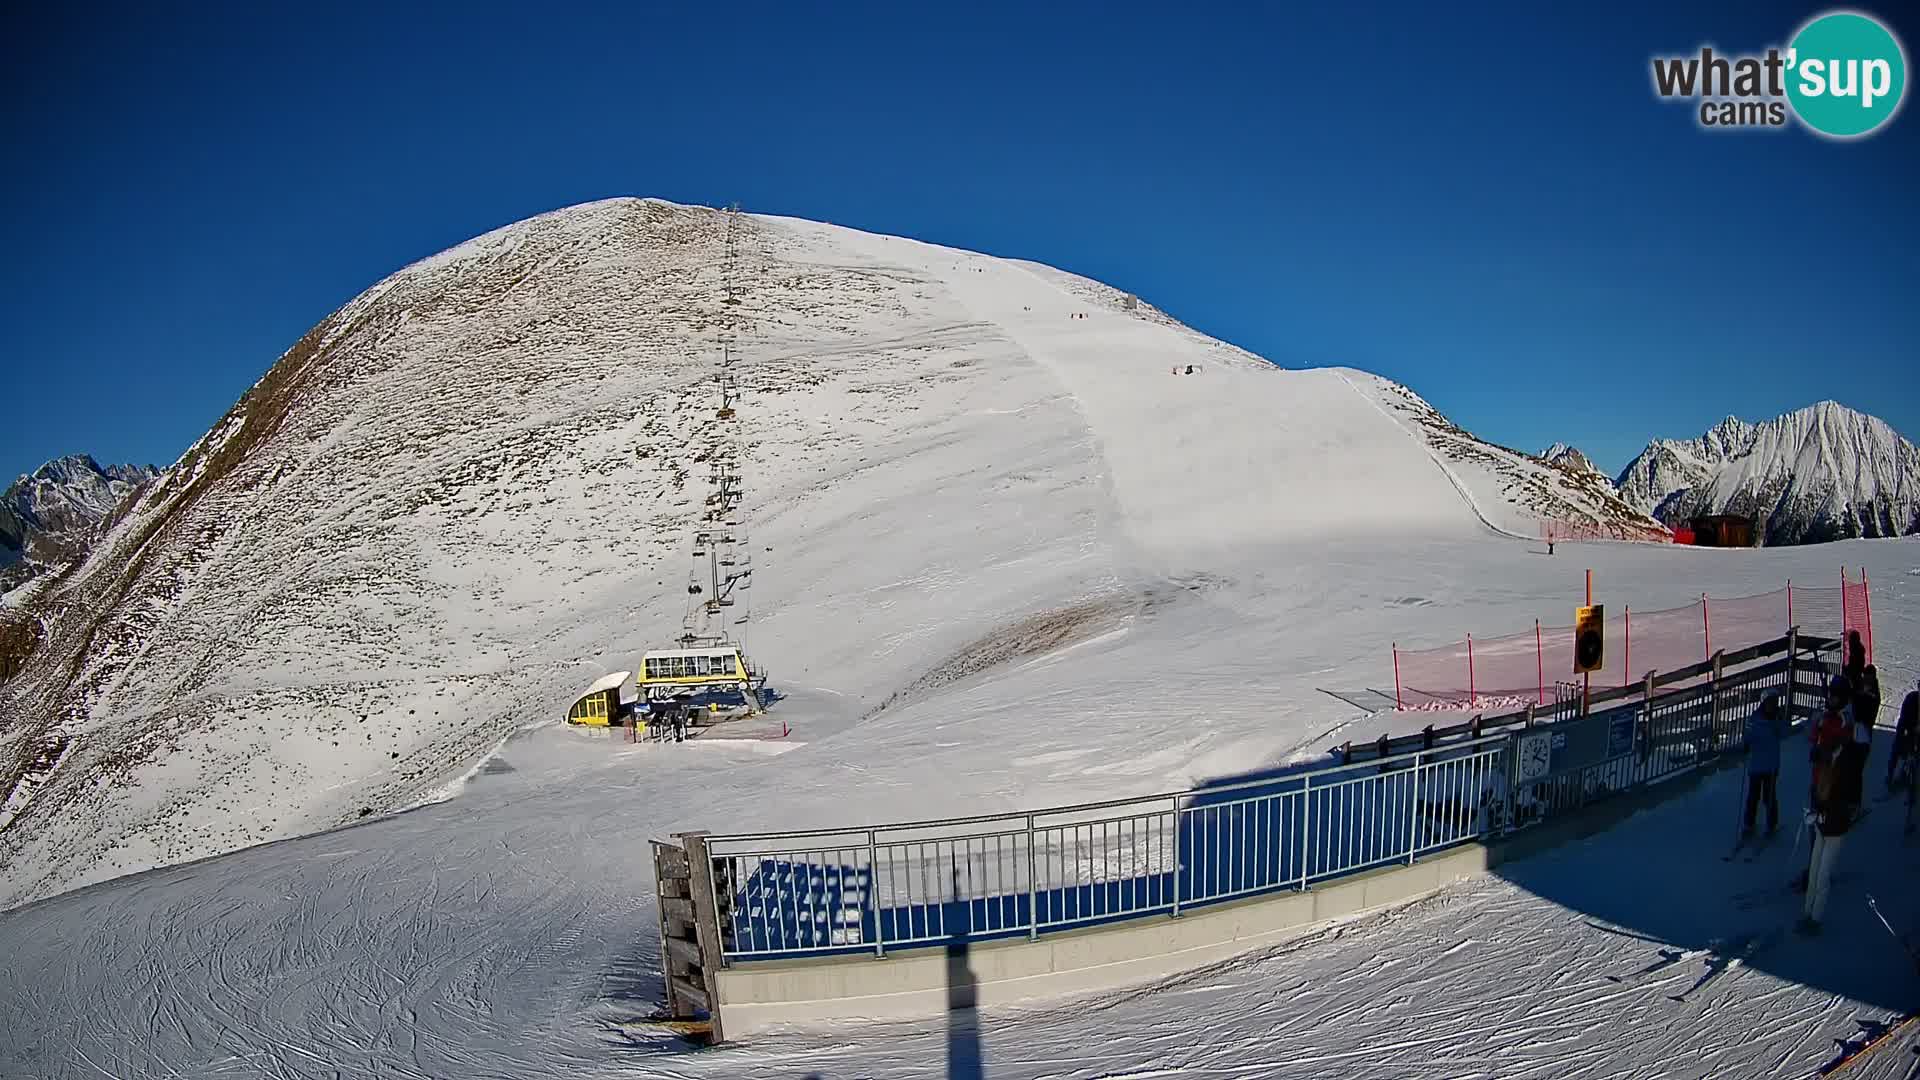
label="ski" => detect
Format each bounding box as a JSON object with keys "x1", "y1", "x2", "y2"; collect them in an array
[
  {"x1": 1602, "y1": 929, "x2": 1783, "y2": 999},
  {"x1": 1743, "y1": 831, "x2": 1781, "y2": 862},
  {"x1": 1666, "y1": 930, "x2": 1782, "y2": 1003},
  {"x1": 1817, "y1": 1012, "x2": 1920, "y2": 1077},
  {"x1": 1817, "y1": 897, "x2": 1920, "y2": 1074},
  {"x1": 1606, "y1": 945, "x2": 1711, "y2": 986}
]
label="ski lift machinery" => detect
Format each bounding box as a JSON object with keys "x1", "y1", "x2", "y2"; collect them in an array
[
  {"x1": 627, "y1": 205, "x2": 766, "y2": 721},
  {"x1": 566, "y1": 206, "x2": 766, "y2": 725}
]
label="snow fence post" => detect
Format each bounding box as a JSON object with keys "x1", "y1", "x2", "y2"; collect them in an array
[
  {"x1": 1623, "y1": 607, "x2": 1632, "y2": 689},
  {"x1": 1535, "y1": 620, "x2": 1543, "y2": 706},
  {"x1": 1026, "y1": 814, "x2": 1039, "y2": 940},
  {"x1": 1467, "y1": 634, "x2": 1476, "y2": 707},
  {"x1": 1642, "y1": 672, "x2": 1657, "y2": 780},
  {"x1": 1170, "y1": 794, "x2": 1184, "y2": 915},
  {"x1": 1840, "y1": 565, "x2": 1848, "y2": 643},
  {"x1": 1786, "y1": 626, "x2": 1799, "y2": 722},
  {"x1": 1500, "y1": 730, "x2": 1520, "y2": 835},
  {"x1": 1710, "y1": 650, "x2": 1726, "y2": 753},
  {"x1": 1701, "y1": 594, "x2": 1712, "y2": 662},
  {"x1": 1393, "y1": 644, "x2": 1403, "y2": 711},
  {"x1": 1297, "y1": 779, "x2": 1312, "y2": 891},
  {"x1": 1864, "y1": 571, "x2": 1875, "y2": 665},
  {"x1": 1406, "y1": 751, "x2": 1422, "y2": 865},
  {"x1": 867, "y1": 829, "x2": 884, "y2": 958}
]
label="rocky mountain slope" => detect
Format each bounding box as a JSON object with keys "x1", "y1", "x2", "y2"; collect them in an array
[
  {"x1": 1541, "y1": 443, "x2": 1604, "y2": 477},
  {"x1": 1616, "y1": 403, "x2": 1920, "y2": 545},
  {"x1": 1, "y1": 455, "x2": 158, "y2": 580},
  {"x1": 0, "y1": 198, "x2": 1668, "y2": 906}
]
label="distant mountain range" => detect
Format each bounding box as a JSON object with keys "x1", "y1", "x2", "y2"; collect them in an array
[
  {"x1": 1, "y1": 455, "x2": 160, "y2": 587},
  {"x1": 1600, "y1": 402, "x2": 1919, "y2": 545}
]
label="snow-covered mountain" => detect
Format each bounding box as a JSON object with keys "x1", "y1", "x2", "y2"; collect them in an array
[
  {"x1": 0, "y1": 198, "x2": 1659, "y2": 907},
  {"x1": 1540, "y1": 443, "x2": 1603, "y2": 477},
  {"x1": 1, "y1": 455, "x2": 158, "y2": 579},
  {"x1": 3, "y1": 198, "x2": 1918, "y2": 1080},
  {"x1": 1616, "y1": 403, "x2": 1920, "y2": 545}
]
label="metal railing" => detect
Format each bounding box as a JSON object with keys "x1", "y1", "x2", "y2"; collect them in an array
[
  {"x1": 688, "y1": 632, "x2": 1828, "y2": 963},
  {"x1": 706, "y1": 737, "x2": 1511, "y2": 960}
]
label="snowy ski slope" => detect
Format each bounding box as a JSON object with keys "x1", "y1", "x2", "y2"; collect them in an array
[
  {"x1": 0, "y1": 538, "x2": 1913, "y2": 1080},
  {"x1": 0, "y1": 199, "x2": 1654, "y2": 909},
  {"x1": 1, "y1": 199, "x2": 1915, "y2": 1077}
]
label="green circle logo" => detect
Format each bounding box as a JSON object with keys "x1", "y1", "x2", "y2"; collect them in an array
[{"x1": 1787, "y1": 11, "x2": 1907, "y2": 137}]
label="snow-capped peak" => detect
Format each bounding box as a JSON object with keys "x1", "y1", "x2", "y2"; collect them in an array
[
  {"x1": 1540, "y1": 443, "x2": 1604, "y2": 477},
  {"x1": 1616, "y1": 402, "x2": 1920, "y2": 544},
  {"x1": 2, "y1": 455, "x2": 161, "y2": 573}
]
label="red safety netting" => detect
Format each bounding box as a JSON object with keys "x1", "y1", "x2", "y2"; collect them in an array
[
  {"x1": 1391, "y1": 574, "x2": 1873, "y2": 709},
  {"x1": 1844, "y1": 569, "x2": 1874, "y2": 664}
]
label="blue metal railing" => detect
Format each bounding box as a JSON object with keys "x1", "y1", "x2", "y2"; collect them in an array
[{"x1": 697, "y1": 636, "x2": 1825, "y2": 962}]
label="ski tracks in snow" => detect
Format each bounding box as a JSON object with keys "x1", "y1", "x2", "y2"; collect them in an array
[{"x1": 665, "y1": 876, "x2": 1876, "y2": 1080}]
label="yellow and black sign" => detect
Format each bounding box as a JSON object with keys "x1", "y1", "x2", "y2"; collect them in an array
[{"x1": 1575, "y1": 604, "x2": 1605, "y2": 673}]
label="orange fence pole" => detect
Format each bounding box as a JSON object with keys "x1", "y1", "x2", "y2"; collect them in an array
[
  {"x1": 1535, "y1": 619, "x2": 1543, "y2": 705},
  {"x1": 1623, "y1": 606, "x2": 1631, "y2": 687}
]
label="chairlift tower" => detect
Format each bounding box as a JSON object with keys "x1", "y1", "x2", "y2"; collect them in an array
[
  {"x1": 570, "y1": 204, "x2": 767, "y2": 727},
  {"x1": 668, "y1": 204, "x2": 763, "y2": 708}
]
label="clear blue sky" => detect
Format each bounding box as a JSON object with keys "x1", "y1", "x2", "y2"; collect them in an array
[{"x1": 2, "y1": 2, "x2": 1914, "y2": 483}]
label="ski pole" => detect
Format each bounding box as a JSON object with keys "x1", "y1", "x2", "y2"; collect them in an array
[
  {"x1": 1868, "y1": 895, "x2": 1920, "y2": 976},
  {"x1": 1734, "y1": 773, "x2": 1750, "y2": 847}
]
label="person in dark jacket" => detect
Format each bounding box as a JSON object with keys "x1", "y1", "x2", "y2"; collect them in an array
[
  {"x1": 1839, "y1": 668, "x2": 1876, "y2": 811},
  {"x1": 1858, "y1": 665, "x2": 1883, "y2": 734},
  {"x1": 1743, "y1": 694, "x2": 1785, "y2": 836},
  {"x1": 1894, "y1": 679, "x2": 1920, "y2": 790},
  {"x1": 1802, "y1": 686, "x2": 1866, "y2": 934}
]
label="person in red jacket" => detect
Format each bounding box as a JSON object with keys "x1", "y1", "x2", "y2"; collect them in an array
[
  {"x1": 1794, "y1": 681, "x2": 1852, "y2": 896},
  {"x1": 1801, "y1": 682, "x2": 1864, "y2": 934}
]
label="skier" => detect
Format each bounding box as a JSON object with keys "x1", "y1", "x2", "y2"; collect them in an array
[
  {"x1": 1742, "y1": 693, "x2": 1785, "y2": 838},
  {"x1": 1797, "y1": 676, "x2": 1873, "y2": 930},
  {"x1": 1801, "y1": 682, "x2": 1866, "y2": 934},
  {"x1": 1858, "y1": 664, "x2": 1883, "y2": 738},
  {"x1": 1841, "y1": 670, "x2": 1876, "y2": 804},
  {"x1": 1795, "y1": 682, "x2": 1852, "y2": 893},
  {"x1": 1844, "y1": 631, "x2": 1867, "y2": 689}
]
